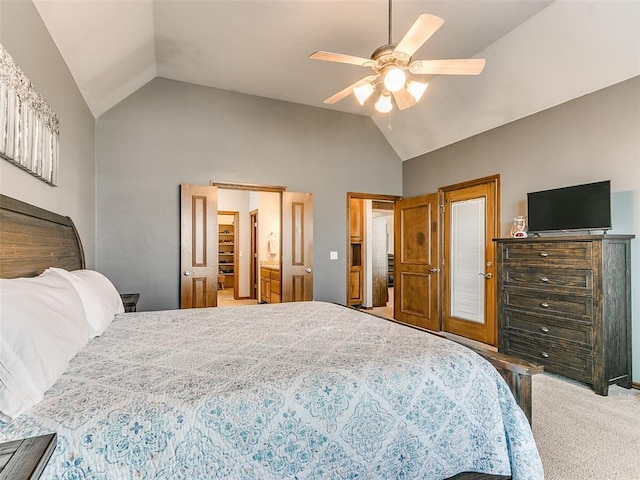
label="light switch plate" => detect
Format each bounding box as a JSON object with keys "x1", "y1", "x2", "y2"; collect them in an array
[{"x1": 330, "y1": 251, "x2": 338, "y2": 260}]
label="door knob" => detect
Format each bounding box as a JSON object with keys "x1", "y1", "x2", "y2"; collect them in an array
[
  {"x1": 183, "y1": 271, "x2": 194, "y2": 276},
  {"x1": 479, "y1": 272, "x2": 493, "y2": 279},
  {"x1": 428, "y1": 268, "x2": 440, "y2": 273},
  {"x1": 305, "y1": 267, "x2": 312, "y2": 273}
]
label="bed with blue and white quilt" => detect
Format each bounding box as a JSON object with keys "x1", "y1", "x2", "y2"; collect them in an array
[{"x1": 1, "y1": 300, "x2": 543, "y2": 479}]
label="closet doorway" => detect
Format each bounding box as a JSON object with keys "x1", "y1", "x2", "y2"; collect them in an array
[{"x1": 346, "y1": 192, "x2": 399, "y2": 318}]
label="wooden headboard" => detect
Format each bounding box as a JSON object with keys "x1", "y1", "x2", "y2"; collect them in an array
[{"x1": 0, "y1": 194, "x2": 85, "y2": 278}]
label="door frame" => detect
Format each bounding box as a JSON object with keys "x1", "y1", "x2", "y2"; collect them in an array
[
  {"x1": 211, "y1": 181, "x2": 286, "y2": 302},
  {"x1": 439, "y1": 174, "x2": 500, "y2": 345},
  {"x1": 346, "y1": 192, "x2": 401, "y2": 307},
  {"x1": 250, "y1": 209, "x2": 258, "y2": 300}
]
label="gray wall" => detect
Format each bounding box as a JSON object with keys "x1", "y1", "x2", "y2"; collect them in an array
[
  {"x1": 96, "y1": 78, "x2": 401, "y2": 311},
  {"x1": 403, "y1": 76, "x2": 640, "y2": 381},
  {"x1": 0, "y1": 0, "x2": 96, "y2": 267}
]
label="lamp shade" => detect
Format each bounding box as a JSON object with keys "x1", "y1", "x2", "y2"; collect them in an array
[
  {"x1": 383, "y1": 67, "x2": 406, "y2": 92},
  {"x1": 407, "y1": 80, "x2": 428, "y2": 102},
  {"x1": 375, "y1": 93, "x2": 393, "y2": 113},
  {"x1": 353, "y1": 82, "x2": 375, "y2": 105}
]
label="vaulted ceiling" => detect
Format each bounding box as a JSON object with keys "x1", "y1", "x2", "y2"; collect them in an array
[{"x1": 33, "y1": 0, "x2": 640, "y2": 160}]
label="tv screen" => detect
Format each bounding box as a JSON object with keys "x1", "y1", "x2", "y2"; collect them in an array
[{"x1": 527, "y1": 180, "x2": 611, "y2": 233}]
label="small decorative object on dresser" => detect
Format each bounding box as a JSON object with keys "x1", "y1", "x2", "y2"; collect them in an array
[
  {"x1": 495, "y1": 234, "x2": 634, "y2": 395},
  {"x1": 510, "y1": 215, "x2": 528, "y2": 238},
  {"x1": 119, "y1": 293, "x2": 140, "y2": 313}
]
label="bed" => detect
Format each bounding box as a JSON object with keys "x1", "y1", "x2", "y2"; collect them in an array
[{"x1": 0, "y1": 194, "x2": 544, "y2": 480}]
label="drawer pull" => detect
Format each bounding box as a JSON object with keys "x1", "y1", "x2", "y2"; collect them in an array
[
  {"x1": 541, "y1": 352, "x2": 550, "y2": 359},
  {"x1": 540, "y1": 276, "x2": 549, "y2": 283},
  {"x1": 540, "y1": 302, "x2": 549, "y2": 308},
  {"x1": 540, "y1": 326, "x2": 550, "y2": 333},
  {"x1": 540, "y1": 252, "x2": 549, "y2": 258}
]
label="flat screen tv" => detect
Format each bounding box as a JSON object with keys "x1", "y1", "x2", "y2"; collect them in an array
[{"x1": 527, "y1": 180, "x2": 611, "y2": 233}]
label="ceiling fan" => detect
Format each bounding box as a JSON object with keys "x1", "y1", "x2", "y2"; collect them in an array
[{"x1": 310, "y1": 0, "x2": 486, "y2": 113}]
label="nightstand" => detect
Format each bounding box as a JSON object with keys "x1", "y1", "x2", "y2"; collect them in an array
[
  {"x1": 0, "y1": 433, "x2": 57, "y2": 479},
  {"x1": 120, "y1": 293, "x2": 140, "y2": 313}
]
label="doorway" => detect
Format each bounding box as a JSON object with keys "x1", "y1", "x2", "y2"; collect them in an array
[
  {"x1": 347, "y1": 175, "x2": 500, "y2": 346},
  {"x1": 180, "y1": 182, "x2": 314, "y2": 309},
  {"x1": 346, "y1": 192, "x2": 400, "y2": 318},
  {"x1": 216, "y1": 188, "x2": 280, "y2": 307}
]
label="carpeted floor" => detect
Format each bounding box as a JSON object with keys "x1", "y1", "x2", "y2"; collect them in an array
[{"x1": 532, "y1": 373, "x2": 640, "y2": 479}]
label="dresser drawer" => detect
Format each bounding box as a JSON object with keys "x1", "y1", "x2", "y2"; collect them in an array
[
  {"x1": 502, "y1": 309, "x2": 593, "y2": 347},
  {"x1": 501, "y1": 332, "x2": 593, "y2": 382},
  {"x1": 503, "y1": 289, "x2": 593, "y2": 320},
  {"x1": 502, "y1": 267, "x2": 593, "y2": 293},
  {"x1": 501, "y1": 241, "x2": 592, "y2": 267}
]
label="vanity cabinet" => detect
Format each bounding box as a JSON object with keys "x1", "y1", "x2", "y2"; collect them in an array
[
  {"x1": 260, "y1": 267, "x2": 280, "y2": 303},
  {"x1": 495, "y1": 235, "x2": 634, "y2": 395}
]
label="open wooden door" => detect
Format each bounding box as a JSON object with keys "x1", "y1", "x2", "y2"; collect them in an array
[
  {"x1": 281, "y1": 191, "x2": 313, "y2": 302},
  {"x1": 394, "y1": 193, "x2": 439, "y2": 330},
  {"x1": 180, "y1": 183, "x2": 218, "y2": 308}
]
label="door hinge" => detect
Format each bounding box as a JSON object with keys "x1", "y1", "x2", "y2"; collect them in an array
[{"x1": 440, "y1": 204, "x2": 445, "y2": 213}]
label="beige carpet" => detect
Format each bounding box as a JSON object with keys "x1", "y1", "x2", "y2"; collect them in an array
[{"x1": 532, "y1": 373, "x2": 640, "y2": 479}]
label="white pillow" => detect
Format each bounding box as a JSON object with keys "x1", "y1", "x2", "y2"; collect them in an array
[
  {"x1": 0, "y1": 270, "x2": 89, "y2": 423},
  {"x1": 46, "y1": 268, "x2": 124, "y2": 338}
]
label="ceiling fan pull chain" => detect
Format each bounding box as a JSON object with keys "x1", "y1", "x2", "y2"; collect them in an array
[{"x1": 387, "y1": 111, "x2": 393, "y2": 131}]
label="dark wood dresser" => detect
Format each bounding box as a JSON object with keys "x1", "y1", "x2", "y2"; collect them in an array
[{"x1": 495, "y1": 235, "x2": 634, "y2": 395}]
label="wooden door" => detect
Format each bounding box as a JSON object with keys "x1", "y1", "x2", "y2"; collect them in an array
[
  {"x1": 442, "y1": 176, "x2": 499, "y2": 345},
  {"x1": 394, "y1": 193, "x2": 439, "y2": 330},
  {"x1": 281, "y1": 191, "x2": 313, "y2": 302},
  {"x1": 180, "y1": 184, "x2": 218, "y2": 308}
]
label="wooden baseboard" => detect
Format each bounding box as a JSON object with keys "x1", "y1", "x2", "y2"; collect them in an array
[{"x1": 632, "y1": 382, "x2": 640, "y2": 390}]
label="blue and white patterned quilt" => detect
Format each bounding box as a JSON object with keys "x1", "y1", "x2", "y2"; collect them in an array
[{"x1": 0, "y1": 301, "x2": 543, "y2": 479}]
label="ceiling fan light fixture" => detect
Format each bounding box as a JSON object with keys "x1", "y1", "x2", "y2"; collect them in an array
[
  {"x1": 407, "y1": 80, "x2": 429, "y2": 102},
  {"x1": 375, "y1": 93, "x2": 393, "y2": 113},
  {"x1": 353, "y1": 82, "x2": 375, "y2": 105},
  {"x1": 383, "y1": 67, "x2": 406, "y2": 92}
]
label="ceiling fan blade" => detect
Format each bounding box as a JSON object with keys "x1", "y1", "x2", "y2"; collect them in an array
[
  {"x1": 392, "y1": 89, "x2": 417, "y2": 111},
  {"x1": 310, "y1": 51, "x2": 375, "y2": 67},
  {"x1": 394, "y1": 14, "x2": 444, "y2": 58},
  {"x1": 409, "y1": 58, "x2": 486, "y2": 75},
  {"x1": 323, "y1": 75, "x2": 379, "y2": 105}
]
